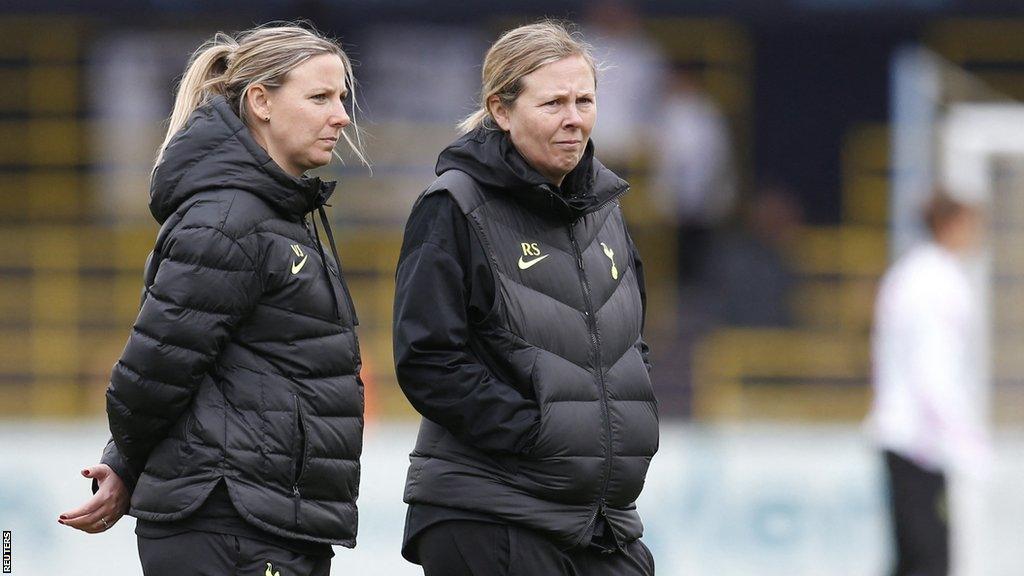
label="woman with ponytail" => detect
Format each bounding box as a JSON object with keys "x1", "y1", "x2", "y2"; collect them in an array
[{"x1": 59, "y1": 22, "x2": 368, "y2": 575}]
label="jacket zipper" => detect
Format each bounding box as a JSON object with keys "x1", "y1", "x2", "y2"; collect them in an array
[
  {"x1": 567, "y1": 218, "x2": 613, "y2": 542},
  {"x1": 305, "y1": 217, "x2": 359, "y2": 326},
  {"x1": 292, "y1": 394, "x2": 308, "y2": 525}
]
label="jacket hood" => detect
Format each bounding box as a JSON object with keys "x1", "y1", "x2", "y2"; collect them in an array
[
  {"x1": 435, "y1": 126, "x2": 629, "y2": 219},
  {"x1": 149, "y1": 95, "x2": 336, "y2": 224}
]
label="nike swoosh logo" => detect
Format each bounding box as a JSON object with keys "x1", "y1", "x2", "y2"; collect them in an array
[
  {"x1": 517, "y1": 254, "x2": 549, "y2": 270},
  {"x1": 291, "y1": 255, "x2": 309, "y2": 274}
]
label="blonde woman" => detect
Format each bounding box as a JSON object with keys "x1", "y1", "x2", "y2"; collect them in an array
[
  {"x1": 59, "y1": 23, "x2": 366, "y2": 575},
  {"x1": 394, "y1": 20, "x2": 658, "y2": 575}
]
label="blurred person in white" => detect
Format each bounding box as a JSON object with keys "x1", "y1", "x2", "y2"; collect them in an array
[
  {"x1": 866, "y1": 192, "x2": 991, "y2": 576},
  {"x1": 651, "y1": 69, "x2": 737, "y2": 288},
  {"x1": 584, "y1": 0, "x2": 668, "y2": 168},
  {"x1": 57, "y1": 22, "x2": 368, "y2": 576}
]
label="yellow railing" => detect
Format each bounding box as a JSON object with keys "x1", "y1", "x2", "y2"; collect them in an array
[
  {"x1": 0, "y1": 14, "x2": 932, "y2": 423},
  {"x1": 693, "y1": 328, "x2": 872, "y2": 421},
  {"x1": 690, "y1": 122, "x2": 891, "y2": 420},
  {"x1": 0, "y1": 222, "x2": 406, "y2": 417}
]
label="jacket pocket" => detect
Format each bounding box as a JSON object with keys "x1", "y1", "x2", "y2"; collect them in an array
[
  {"x1": 524, "y1": 349, "x2": 547, "y2": 458},
  {"x1": 292, "y1": 395, "x2": 309, "y2": 488},
  {"x1": 181, "y1": 410, "x2": 197, "y2": 457},
  {"x1": 493, "y1": 452, "x2": 521, "y2": 476},
  {"x1": 291, "y1": 394, "x2": 310, "y2": 526}
]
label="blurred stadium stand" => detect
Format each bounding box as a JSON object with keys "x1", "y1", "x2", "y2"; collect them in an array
[
  {"x1": 2, "y1": 5, "x2": 1024, "y2": 425},
  {"x1": 4, "y1": 4, "x2": 1024, "y2": 576}
]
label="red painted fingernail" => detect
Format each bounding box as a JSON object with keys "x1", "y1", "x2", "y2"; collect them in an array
[{"x1": 82, "y1": 470, "x2": 90, "y2": 476}]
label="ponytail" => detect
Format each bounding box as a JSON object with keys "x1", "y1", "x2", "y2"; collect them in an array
[
  {"x1": 154, "y1": 33, "x2": 238, "y2": 168},
  {"x1": 457, "y1": 109, "x2": 492, "y2": 135}
]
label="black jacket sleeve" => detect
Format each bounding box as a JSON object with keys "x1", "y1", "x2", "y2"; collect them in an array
[
  {"x1": 393, "y1": 191, "x2": 540, "y2": 454},
  {"x1": 105, "y1": 224, "x2": 262, "y2": 477},
  {"x1": 627, "y1": 228, "x2": 652, "y2": 373},
  {"x1": 95, "y1": 437, "x2": 138, "y2": 494}
]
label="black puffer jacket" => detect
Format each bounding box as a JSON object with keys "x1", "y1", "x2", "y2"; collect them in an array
[
  {"x1": 395, "y1": 128, "x2": 659, "y2": 549},
  {"x1": 102, "y1": 95, "x2": 363, "y2": 547}
]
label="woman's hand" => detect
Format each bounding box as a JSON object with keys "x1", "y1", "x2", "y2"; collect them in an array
[{"x1": 58, "y1": 464, "x2": 129, "y2": 533}]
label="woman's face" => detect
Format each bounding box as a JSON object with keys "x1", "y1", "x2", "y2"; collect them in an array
[
  {"x1": 248, "y1": 53, "x2": 350, "y2": 177},
  {"x1": 491, "y1": 55, "x2": 596, "y2": 186}
]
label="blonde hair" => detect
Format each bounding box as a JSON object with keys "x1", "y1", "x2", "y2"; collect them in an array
[
  {"x1": 156, "y1": 22, "x2": 368, "y2": 170},
  {"x1": 458, "y1": 20, "x2": 598, "y2": 134}
]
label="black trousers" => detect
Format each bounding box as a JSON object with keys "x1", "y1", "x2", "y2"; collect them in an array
[
  {"x1": 884, "y1": 450, "x2": 949, "y2": 576},
  {"x1": 415, "y1": 520, "x2": 655, "y2": 576},
  {"x1": 137, "y1": 531, "x2": 331, "y2": 576}
]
